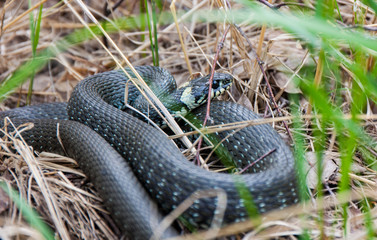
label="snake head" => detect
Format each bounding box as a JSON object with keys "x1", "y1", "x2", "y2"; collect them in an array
[{"x1": 178, "y1": 72, "x2": 233, "y2": 112}]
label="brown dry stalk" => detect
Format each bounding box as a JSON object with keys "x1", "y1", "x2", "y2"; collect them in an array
[{"x1": 2, "y1": 0, "x2": 49, "y2": 32}]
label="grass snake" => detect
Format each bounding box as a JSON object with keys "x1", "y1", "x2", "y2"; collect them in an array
[{"x1": 0, "y1": 66, "x2": 299, "y2": 239}]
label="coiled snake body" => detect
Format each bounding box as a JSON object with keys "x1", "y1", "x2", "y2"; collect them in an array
[{"x1": 0, "y1": 66, "x2": 298, "y2": 239}]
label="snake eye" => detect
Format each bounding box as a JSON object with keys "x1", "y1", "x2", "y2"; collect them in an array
[{"x1": 212, "y1": 80, "x2": 219, "y2": 89}]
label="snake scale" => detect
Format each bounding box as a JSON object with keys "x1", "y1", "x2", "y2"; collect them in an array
[{"x1": 0, "y1": 66, "x2": 299, "y2": 239}]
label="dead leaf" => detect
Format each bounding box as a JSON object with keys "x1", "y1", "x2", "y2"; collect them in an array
[{"x1": 305, "y1": 151, "x2": 339, "y2": 189}]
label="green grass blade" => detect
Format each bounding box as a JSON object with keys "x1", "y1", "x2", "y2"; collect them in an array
[
  {"x1": 33, "y1": 4, "x2": 43, "y2": 54},
  {"x1": 27, "y1": 2, "x2": 44, "y2": 104},
  {"x1": 362, "y1": 198, "x2": 376, "y2": 239},
  {"x1": 151, "y1": 0, "x2": 159, "y2": 66},
  {"x1": 361, "y1": 0, "x2": 377, "y2": 13},
  {"x1": 145, "y1": 0, "x2": 157, "y2": 66},
  {"x1": 192, "y1": 5, "x2": 377, "y2": 53},
  {"x1": 28, "y1": 0, "x2": 36, "y2": 56},
  {"x1": 233, "y1": 176, "x2": 261, "y2": 224},
  {"x1": 139, "y1": 1, "x2": 146, "y2": 44},
  {"x1": 290, "y1": 94, "x2": 310, "y2": 202},
  {"x1": 0, "y1": 181, "x2": 54, "y2": 240}
]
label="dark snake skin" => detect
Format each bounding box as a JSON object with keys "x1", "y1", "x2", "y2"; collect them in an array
[{"x1": 0, "y1": 66, "x2": 299, "y2": 239}]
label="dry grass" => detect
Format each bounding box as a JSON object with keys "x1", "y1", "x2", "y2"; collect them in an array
[{"x1": 0, "y1": 0, "x2": 377, "y2": 239}]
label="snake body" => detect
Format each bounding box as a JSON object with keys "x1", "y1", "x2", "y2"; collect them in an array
[{"x1": 0, "y1": 66, "x2": 299, "y2": 239}]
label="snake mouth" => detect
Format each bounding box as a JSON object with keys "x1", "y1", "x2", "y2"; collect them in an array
[{"x1": 210, "y1": 72, "x2": 233, "y2": 98}]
